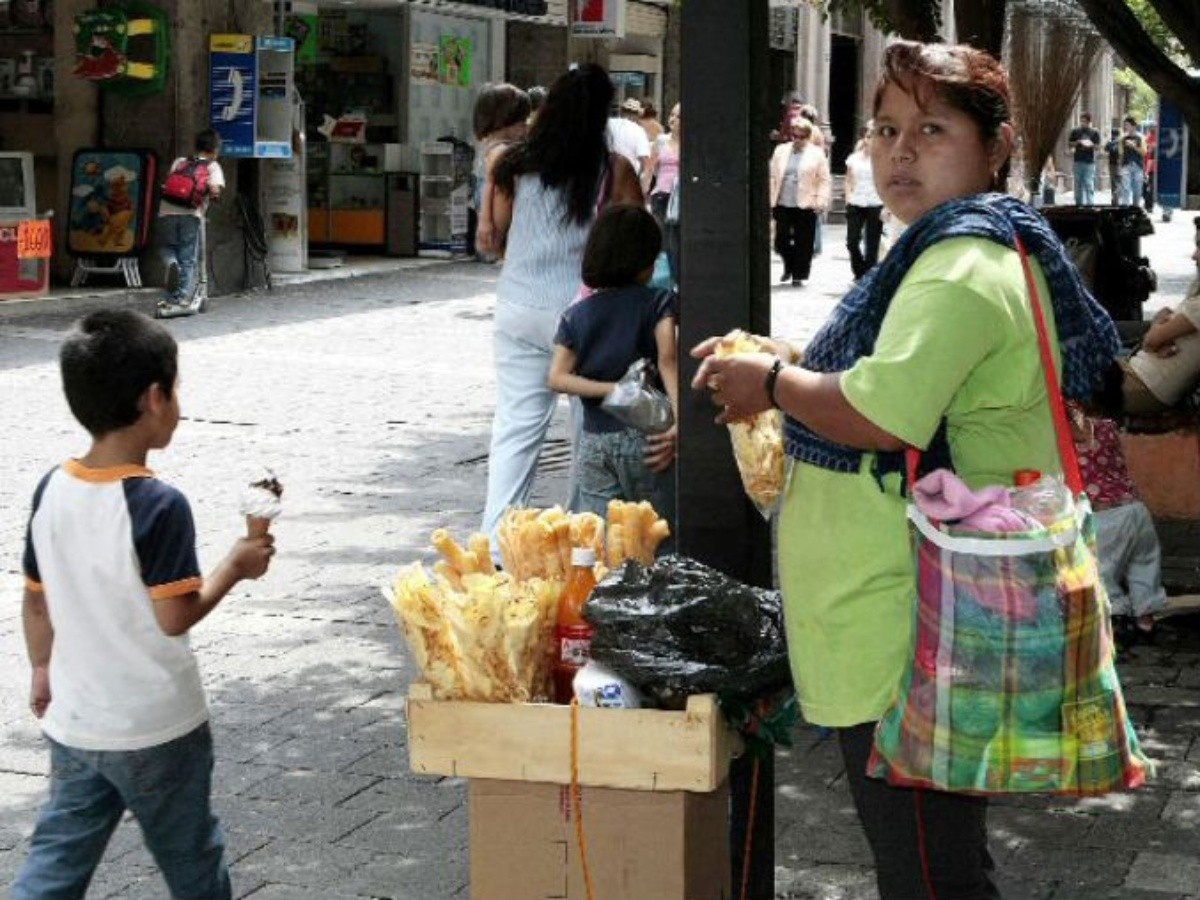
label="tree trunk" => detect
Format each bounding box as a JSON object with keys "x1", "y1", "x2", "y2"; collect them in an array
[
  {"x1": 954, "y1": 0, "x2": 1006, "y2": 58},
  {"x1": 1075, "y1": 0, "x2": 1200, "y2": 194}
]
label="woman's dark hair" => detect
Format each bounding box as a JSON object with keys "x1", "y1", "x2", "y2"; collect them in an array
[
  {"x1": 872, "y1": 40, "x2": 1013, "y2": 191},
  {"x1": 582, "y1": 204, "x2": 662, "y2": 289},
  {"x1": 641, "y1": 99, "x2": 658, "y2": 119},
  {"x1": 493, "y1": 64, "x2": 614, "y2": 225},
  {"x1": 473, "y1": 83, "x2": 531, "y2": 141},
  {"x1": 60, "y1": 309, "x2": 178, "y2": 437}
]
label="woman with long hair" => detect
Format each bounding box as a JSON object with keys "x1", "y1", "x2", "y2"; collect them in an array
[
  {"x1": 693, "y1": 41, "x2": 1121, "y2": 898},
  {"x1": 479, "y1": 64, "x2": 644, "y2": 553}
]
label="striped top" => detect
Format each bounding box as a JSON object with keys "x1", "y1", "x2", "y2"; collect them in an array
[{"x1": 496, "y1": 174, "x2": 594, "y2": 313}]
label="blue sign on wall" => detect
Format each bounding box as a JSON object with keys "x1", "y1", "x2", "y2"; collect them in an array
[
  {"x1": 210, "y1": 35, "x2": 257, "y2": 157},
  {"x1": 1156, "y1": 97, "x2": 1189, "y2": 211}
]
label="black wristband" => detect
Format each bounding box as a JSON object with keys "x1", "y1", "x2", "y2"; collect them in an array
[{"x1": 764, "y1": 358, "x2": 785, "y2": 408}]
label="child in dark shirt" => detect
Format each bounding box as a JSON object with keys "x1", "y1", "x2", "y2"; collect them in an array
[{"x1": 548, "y1": 204, "x2": 678, "y2": 540}]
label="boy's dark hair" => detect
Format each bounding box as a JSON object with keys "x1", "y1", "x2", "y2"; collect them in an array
[
  {"x1": 581, "y1": 204, "x2": 662, "y2": 289},
  {"x1": 60, "y1": 309, "x2": 178, "y2": 437},
  {"x1": 473, "y1": 83, "x2": 532, "y2": 140},
  {"x1": 195, "y1": 128, "x2": 222, "y2": 154}
]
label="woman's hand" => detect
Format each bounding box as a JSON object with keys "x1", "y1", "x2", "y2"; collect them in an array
[
  {"x1": 644, "y1": 425, "x2": 677, "y2": 472},
  {"x1": 690, "y1": 343, "x2": 776, "y2": 425}
]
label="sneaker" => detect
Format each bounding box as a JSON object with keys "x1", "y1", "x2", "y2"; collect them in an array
[
  {"x1": 155, "y1": 300, "x2": 195, "y2": 320},
  {"x1": 188, "y1": 290, "x2": 208, "y2": 315},
  {"x1": 792, "y1": 278, "x2": 804, "y2": 287},
  {"x1": 780, "y1": 270, "x2": 792, "y2": 283}
]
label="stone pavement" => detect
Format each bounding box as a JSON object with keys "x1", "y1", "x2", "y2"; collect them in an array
[{"x1": 1, "y1": 213, "x2": 1198, "y2": 900}]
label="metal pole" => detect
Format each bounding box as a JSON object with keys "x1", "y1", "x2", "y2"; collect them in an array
[{"x1": 678, "y1": 2, "x2": 774, "y2": 898}]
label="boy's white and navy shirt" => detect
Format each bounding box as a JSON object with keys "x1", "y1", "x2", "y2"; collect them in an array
[{"x1": 23, "y1": 460, "x2": 209, "y2": 750}]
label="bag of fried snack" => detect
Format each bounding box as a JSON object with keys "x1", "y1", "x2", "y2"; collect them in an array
[
  {"x1": 713, "y1": 329, "x2": 786, "y2": 517},
  {"x1": 388, "y1": 560, "x2": 561, "y2": 702},
  {"x1": 605, "y1": 499, "x2": 671, "y2": 568},
  {"x1": 498, "y1": 506, "x2": 605, "y2": 582}
]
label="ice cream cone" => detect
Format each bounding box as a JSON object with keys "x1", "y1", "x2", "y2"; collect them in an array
[{"x1": 246, "y1": 515, "x2": 272, "y2": 538}]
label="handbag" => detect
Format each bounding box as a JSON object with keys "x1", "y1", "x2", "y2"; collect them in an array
[
  {"x1": 867, "y1": 237, "x2": 1152, "y2": 796},
  {"x1": 600, "y1": 358, "x2": 674, "y2": 434}
]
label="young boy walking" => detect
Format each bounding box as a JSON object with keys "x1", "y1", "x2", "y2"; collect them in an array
[
  {"x1": 157, "y1": 128, "x2": 225, "y2": 318},
  {"x1": 15, "y1": 309, "x2": 274, "y2": 899}
]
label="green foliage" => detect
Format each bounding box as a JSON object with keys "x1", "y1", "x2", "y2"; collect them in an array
[
  {"x1": 1124, "y1": 0, "x2": 1188, "y2": 63},
  {"x1": 1114, "y1": 66, "x2": 1159, "y2": 123}
]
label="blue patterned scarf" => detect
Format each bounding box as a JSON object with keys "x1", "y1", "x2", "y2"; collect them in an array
[{"x1": 784, "y1": 192, "x2": 1120, "y2": 476}]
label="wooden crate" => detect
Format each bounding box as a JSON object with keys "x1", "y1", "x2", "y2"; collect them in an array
[{"x1": 406, "y1": 682, "x2": 741, "y2": 793}]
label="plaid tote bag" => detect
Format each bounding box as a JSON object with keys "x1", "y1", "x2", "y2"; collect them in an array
[{"x1": 867, "y1": 238, "x2": 1152, "y2": 795}]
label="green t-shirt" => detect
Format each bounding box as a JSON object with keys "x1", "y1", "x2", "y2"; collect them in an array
[{"x1": 778, "y1": 236, "x2": 1064, "y2": 727}]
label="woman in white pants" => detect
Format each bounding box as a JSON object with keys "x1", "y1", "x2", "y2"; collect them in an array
[{"x1": 479, "y1": 64, "x2": 644, "y2": 554}]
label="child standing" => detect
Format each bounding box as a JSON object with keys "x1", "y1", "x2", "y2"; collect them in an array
[
  {"x1": 548, "y1": 204, "x2": 678, "y2": 539},
  {"x1": 1074, "y1": 412, "x2": 1166, "y2": 648},
  {"x1": 157, "y1": 128, "x2": 225, "y2": 317},
  {"x1": 15, "y1": 309, "x2": 274, "y2": 900}
]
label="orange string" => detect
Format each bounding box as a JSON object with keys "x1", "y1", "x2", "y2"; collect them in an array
[
  {"x1": 570, "y1": 697, "x2": 596, "y2": 900},
  {"x1": 739, "y1": 754, "x2": 762, "y2": 900}
]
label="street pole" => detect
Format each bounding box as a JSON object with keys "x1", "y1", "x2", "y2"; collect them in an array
[{"x1": 678, "y1": 1, "x2": 774, "y2": 898}]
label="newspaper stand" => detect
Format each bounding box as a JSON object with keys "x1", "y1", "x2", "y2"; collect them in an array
[{"x1": 407, "y1": 682, "x2": 741, "y2": 900}]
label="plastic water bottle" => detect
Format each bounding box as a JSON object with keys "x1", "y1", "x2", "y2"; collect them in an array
[{"x1": 1011, "y1": 472, "x2": 1072, "y2": 525}]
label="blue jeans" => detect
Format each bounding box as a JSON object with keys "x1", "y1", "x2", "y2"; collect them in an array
[
  {"x1": 157, "y1": 214, "x2": 201, "y2": 303},
  {"x1": 1120, "y1": 163, "x2": 1144, "y2": 207},
  {"x1": 13, "y1": 723, "x2": 230, "y2": 900},
  {"x1": 576, "y1": 427, "x2": 676, "y2": 554},
  {"x1": 1073, "y1": 161, "x2": 1096, "y2": 205}
]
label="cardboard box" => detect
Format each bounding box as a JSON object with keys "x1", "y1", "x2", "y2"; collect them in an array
[
  {"x1": 469, "y1": 778, "x2": 731, "y2": 900},
  {"x1": 407, "y1": 683, "x2": 741, "y2": 792}
]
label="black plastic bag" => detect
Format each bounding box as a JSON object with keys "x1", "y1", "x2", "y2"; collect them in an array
[{"x1": 585, "y1": 555, "x2": 791, "y2": 707}]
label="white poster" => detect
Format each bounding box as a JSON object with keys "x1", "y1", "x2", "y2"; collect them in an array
[
  {"x1": 570, "y1": 0, "x2": 626, "y2": 38},
  {"x1": 262, "y1": 156, "x2": 306, "y2": 273},
  {"x1": 410, "y1": 43, "x2": 440, "y2": 86}
]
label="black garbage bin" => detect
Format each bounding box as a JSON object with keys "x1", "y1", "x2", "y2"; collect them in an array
[{"x1": 1042, "y1": 206, "x2": 1157, "y2": 322}]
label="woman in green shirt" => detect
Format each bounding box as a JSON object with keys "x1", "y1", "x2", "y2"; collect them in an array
[{"x1": 692, "y1": 41, "x2": 1119, "y2": 900}]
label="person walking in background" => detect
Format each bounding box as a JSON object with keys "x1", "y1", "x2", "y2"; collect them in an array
[
  {"x1": 843, "y1": 125, "x2": 884, "y2": 280},
  {"x1": 1105, "y1": 127, "x2": 1122, "y2": 204},
  {"x1": 769, "y1": 118, "x2": 831, "y2": 287},
  {"x1": 607, "y1": 97, "x2": 651, "y2": 175},
  {"x1": 1069, "y1": 111, "x2": 1101, "y2": 205},
  {"x1": 643, "y1": 103, "x2": 682, "y2": 285},
  {"x1": 547, "y1": 205, "x2": 678, "y2": 539},
  {"x1": 14, "y1": 310, "x2": 275, "y2": 900},
  {"x1": 643, "y1": 103, "x2": 680, "y2": 226},
  {"x1": 638, "y1": 99, "x2": 664, "y2": 143},
  {"x1": 1119, "y1": 115, "x2": 1146, "y2": 207},
  {"x1": 479, "y1": 64, "x2": 644, "y2": 555},
  {"x1": 471, "y1": 83, "x2": 530, "y2": 261}
]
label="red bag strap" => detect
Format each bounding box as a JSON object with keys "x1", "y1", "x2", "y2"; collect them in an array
[{"x1": 906, "y1": 236, "x2": 1084, "y2": 496}]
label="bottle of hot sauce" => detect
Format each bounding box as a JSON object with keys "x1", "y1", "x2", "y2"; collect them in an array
[{"x1": 553, "y1": 547, "x2": 598, "y2": 704}]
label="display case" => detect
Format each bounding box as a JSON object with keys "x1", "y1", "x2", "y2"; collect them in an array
[
  {"x1": 419, "y1": 140, "x2": 471, "y2": 257},
  {"x1": 308, "y1": 141, "x2": 411, "y2": 248}
]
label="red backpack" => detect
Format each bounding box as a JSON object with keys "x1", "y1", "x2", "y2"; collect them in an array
[{"x1": 162, "y1": 157, "x2": 211, "y2": 209}]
